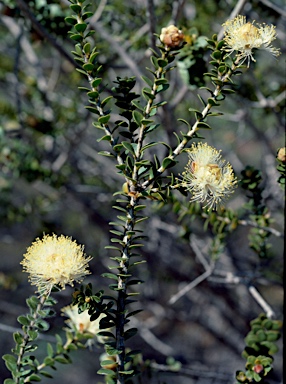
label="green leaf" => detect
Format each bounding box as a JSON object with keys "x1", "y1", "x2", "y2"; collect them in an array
[
  {"x1": 97, "y1": 332, "x2": 115, "y2": 339},
  {"x1": 85, "y1": 106, "x2": 99, "y2": 114},
  {"x1": 39, "y1": 371, "x2": 53, "y2": 378},
  {"x1": 89, "y1": 52, "x2": 99, "y2": 63},
  {"x1": 101, "y1": 96, "x2": 113, "y2": 107},
  {"x1": 91, "y1": 78, "x2": 102, "y2": 87},
  {"x1": 83, "y1": 42, "x2": 91, "y2": 54},
  {"x1": 142, "y1": 87, "x2": 155, "y2": 100},
  {"x1": 122, "y1": 142, "x2": 136, "y2": 154},
  {"x1": 155, "y1": 78, "x2": 168, "y2": 85},
  {"x1": 97, "y1": 368, "x2": 116, "y2": 375},
  {"x1": 27, "y1": 374, "x2": 41, "y2": 382},
  {"x1": 124, "y1": 327, "x2": 137, "y2": 340},
  {"x1": 132, "y1": 110, "x2": 143, "y2": 126},
  {"x1": 212, "y1": 50, "x2": 221, "y2": 60},
  {"x1": 35, "y1": 318, "x2": 49, "y2": 331},
  {"x1": 126, "y1": 309, "x2": 143, "y2": 318},
  {"x1": 178, "y1": 118, "x2": 190, "y2": 128},
  {"x1": 197, "y1": 122, "x2": 211, "y2": 129},
  {"x1": 54, "y1": 356, "x2": 71, "y2": 364},
  {"x1": 141, "y1": 75, "x2": 153, "y2": 88},
  {"x1": 157, "y1": 58, "x2": 168, "y2": 67},
  {"x1": 162, "y1": 157, "x2": 177, "y2": 170},
  {"x1": 141, "y1": 118, "x2": 153, "y2": 125},
  {"x1": 217, "y1": 40, "x2": 225, "y2": 50},
  {"x1": 118, "y1": 369, "x2": 134, "y2": 375},
  {"x1": 131, "y1": 100, "x2": 144, "y2": 111},
  {"x1": 27, "y1": 329, "x2": 38, "y2": 340},
  {"x1": 70, "y1": 34, "x2": 83, "y2": 41},
  {"x1": 76, "y1": 68, "x2": 88, "y2": 76},
  {"x1": 150, "y1": 56, "x2": 158, "y2": 69},
  {"x1": 70, "y1": 4, "x2": 81, "y2": 13},
  {"x1": 197, "y1": 94, "x2": 206, "y2": 107},
  {"x1": 101, "y1": 273, "x2": 118, "y2": 280},
  {"x1": 83, "y1": 63, "x2": 94, "y2": 72},
  {"x1": 75, "y1": 23, "x2": 87, "y2": 33},
  {"x1": 98, "y1": 114, "x2": 111, "y2": 124},
  {"x1": 17, "y1": 315, "x2": 30, "y2": 326},
  {"x1": 4, "y1": 380, "x2": 16, "y2": 384},
  {"x1": 65, "y1": 17, "x2": 77, "y2": 25},
  {"x1": 2, "y1": 354, "x2": 17, "y2": 364},
  {"x1": 13, "y1": 332, "x2": 23, "y2": 344},
  {"x1": 97, "y1": 135, "x2": 111, "y2": 143},
  {"x1": 221, "y1": 88, "x2": 235, "y2": 94},
  {"x1": 207, "y1": 98, "x2": 220, "y2": 106},
  {"x1": 98, "y1": 151, "x2": 114, "y2": 157},
  {"x1": 26, "y1": 296, "x2": 39, "y2": 310},
  {"x1": 82, "y1": 12, "x2": 94, "y2": 20},
  {"x1": 100, "y1": 359, "x2": 117, "y2": 366}
]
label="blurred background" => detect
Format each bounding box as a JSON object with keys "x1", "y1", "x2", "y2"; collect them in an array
[{"x1": 0, "y1": 0, "x2": 284, "y2": 383}]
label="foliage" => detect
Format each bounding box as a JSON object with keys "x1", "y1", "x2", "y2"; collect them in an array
[{"x1": 236, "y1": 313, "x2": 282, "y2": 383}]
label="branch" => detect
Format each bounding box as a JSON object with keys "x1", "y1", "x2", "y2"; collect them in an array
[
  {"x1": 168, "y1": 237, "x2": 215, "y2": 305},
  {"x1": 15, "y1": 0, "x2": 77, "y2": 67},
  {"x1": 238, "y1": 219, "x2": 284, "y2": 238},
  {"x1": 248, "y1": 285, "x2": 276, "y2": 319}
]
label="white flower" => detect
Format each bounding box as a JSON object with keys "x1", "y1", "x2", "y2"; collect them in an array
[
  {"x1": 179, "y1": 142, "x2": 237, "y2": 211},
  {"x1": 21, "y1": 234, "x2": 92, "y2": 295},
  {"x1": 62, "y1": 304, "x2": 106, "y2": 344},
  {"x1": 222, "y1": 15, "x2": 280, "y2": 66}
]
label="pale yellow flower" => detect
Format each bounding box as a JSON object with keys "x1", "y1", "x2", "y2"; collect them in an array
[
  {"x1": 160, "y1": 25, "x2": 184, "y2": 49},
  {"x1": 179, "y1": 142, "x2": 237, "y2": 211},
  {"x1": 277, "y1": 147, "x2": 286, "y2": 163},
  {"x1": 21, "y1": 234, "x2": 92, "y2": 295},
  {"x1": 222, "y1": 15, "x2": 280, "y2": 66},
  {"x1": 62, "y1": 304, "x2": 106, "y2": 343}
]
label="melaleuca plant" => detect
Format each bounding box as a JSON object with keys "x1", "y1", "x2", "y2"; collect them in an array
[{"x1": 62, "y1": 2, "x2": 282, "y2": 383}]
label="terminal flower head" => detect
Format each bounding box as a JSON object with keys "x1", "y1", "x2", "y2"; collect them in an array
[
  {"x1": 277, "y1": 147, "x2": 286, "y2": 163},
  {"x1": 21, "y1": 234, "x2": 92, "y2": 296},
  {"x1": 160, "y1": 25, "x2": 184, "y2": 49},
  {"x1": 179, "y1": 142, "x2": 237, "y2": 211},
  {"x1": 222, "y1": 15, "x2": 280, "y2": 66},
  {"x1": 62, "y1": 304, "x2": 106, "y2": 342}
]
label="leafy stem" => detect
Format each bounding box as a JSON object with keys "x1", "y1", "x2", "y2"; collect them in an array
[
  {"x1": 142, "y1": 44, "x2": 242, "y2": 190},
  {"x1": 15, "y1": 295, "x2": 47, "y2": 384}
]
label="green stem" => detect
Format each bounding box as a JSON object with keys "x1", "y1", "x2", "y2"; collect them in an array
[
  {"x1": 16, "y1": 295, "x2": 47, "y2": 383},
  {"x1": 141, "y1": 58, "x2": 241, "y2": 190},
  {"x1": 115, "y1": 51, "x2": 170, "y2": 383}
]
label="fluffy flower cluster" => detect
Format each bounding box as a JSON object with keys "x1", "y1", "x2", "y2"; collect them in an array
[
  {"x1": 160, "y1": 25, "x2": 184, "y2": 49},
  {"x1": 21, "y1": 234, "x2": 92, "y2": 295},
  {"x1": 180, "y1": 142, "x2": 237, "y2": 211},
  {"x1": 222, "y1": 15, "x2": 280, "y2": 66},
  {"x1": 62, "y1": 304, "x2": 106, "y2": 343}
]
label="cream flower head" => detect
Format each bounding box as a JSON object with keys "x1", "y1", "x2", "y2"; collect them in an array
[
  {"x1": 180, "y1": 142, "x2": 237, "y2": 211},
  {"x1": 62, "y1": 304, "x2": 106, "y2": 343},
  {"x1": 222, "y1": 15, "x2": 280, "y2": 66},
  {"x1": 21, "y1": 234, "x2": 92, "y2": 295}
]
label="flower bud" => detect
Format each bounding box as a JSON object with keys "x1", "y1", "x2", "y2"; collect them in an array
[
  {"x1": 277, "y1": 147, "x2": 286, "y2": 163},
  {"x1": 160, "y1": 25, "x2": 184, "y2": 48},
  {"x1": 253, "y1": 364, "x2": 264, "y2": 374}
]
